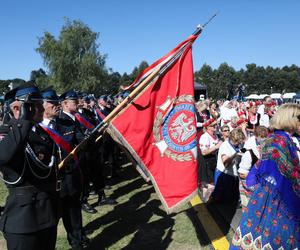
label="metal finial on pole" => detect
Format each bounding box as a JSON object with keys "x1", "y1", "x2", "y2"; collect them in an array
[
  {"x1": 193, "y1": 11, "x2": 219, "y2": 35},
  {"x1": 203, "y1": 11, "x2": 219, "y2": 28}
]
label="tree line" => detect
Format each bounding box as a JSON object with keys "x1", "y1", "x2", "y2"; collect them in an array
[
  {"x1": 194, "y1": 63, "x2": 300, "y2": 99},
  {"x1": 1, "y1": 19, "x2": 300, "y2": 99}
]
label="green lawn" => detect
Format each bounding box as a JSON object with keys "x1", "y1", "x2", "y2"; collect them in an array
[{"x1": 0, "y1": 163, "x2": 206, "y2": 250}]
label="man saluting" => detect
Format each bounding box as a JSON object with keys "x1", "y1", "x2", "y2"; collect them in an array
[{"x1": 0, "y1": 83, "x2": 61, "y2": 250}]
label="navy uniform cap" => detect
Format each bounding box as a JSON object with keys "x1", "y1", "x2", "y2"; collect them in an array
[
  {"x1": 83, "y1": 95, "x2": 91, "y2": 102},
  {"x1": 59, "y1": 90, "x2": 78, "y2": 101},
  {"x1": 106, "y1": 95, "x2": 114, "y2": 103},
  {"x1": 77, "y1": 92, "x2": 88, "y2": 99},
  {"x1": 89, "y1": 94, "x2": 96, "y2": 101},
  {"x1": 5, "y1": 83, "x2": 42, "y2": 104},
  {"x1": 41, "y1": 87, "x2": 60, "y2": 102},
  {"x1": 98, "y1": 95, "x2": 107, "y2": 102}
]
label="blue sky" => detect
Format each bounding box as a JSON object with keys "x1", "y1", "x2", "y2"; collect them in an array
[{"x1": 1, "y1": 0, "x2": 299, "y2": 80}]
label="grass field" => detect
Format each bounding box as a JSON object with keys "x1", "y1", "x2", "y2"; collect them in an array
[{"x1": 0, "y1": 163, "x2": 208, "y2": 250}]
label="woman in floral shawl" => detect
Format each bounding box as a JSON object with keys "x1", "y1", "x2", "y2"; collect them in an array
[{"x1": 230, "y1": 104, "x2": 300, "y2": 250}]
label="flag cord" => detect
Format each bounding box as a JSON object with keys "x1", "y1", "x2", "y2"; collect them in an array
[{"x1": 161, "y1": 42, "x2": 193, "y2": 123}]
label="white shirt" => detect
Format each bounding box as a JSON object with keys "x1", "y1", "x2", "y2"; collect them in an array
[
  {"x1": 35, "y1": 118, "x2": 52, "y2": 132},
  {"x1": 238, "y1": 151, "x2": 253, "y2": 175},
  {"x1": 216, "y1": 140, "x2": 239, "y2": 176},
  {"x1": 220, "y1": 107, "x2": 237, "y2": 126},
  {"x1": 42, "y1": 118, "x2": 58, "y2": 130},
  {"x1": 244, "y1": 136, "x2": 258, "y2": 153},
  {"x1": 257, "y1": 104, "x2": 265, "y2": 116},
  {"x1": 239, "y1": 136, "x2": 260, "y2": 175},
  {"x1": 41, "y1": 118, "x2": 51, "y2": 126},
  {"x1": 259, "y1": 113, "x2": 270, "y2": 128},
  {"x1": 199, "y1": 132, "x2": 219, "y2": 153}
]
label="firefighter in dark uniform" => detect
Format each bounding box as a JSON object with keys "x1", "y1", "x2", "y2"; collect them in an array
[
  {"x1": 76, "y1": 93, "x2": 99, "y2": 213},
  {"x1": 81, "y1": 94, "x2": 99, "y2": 125},
  {"x1": 0, "y1": 84, "x2": 61, "y2": 250},
  {"x1": 79, "y1": 94, "x2": 116, "y2": 206},
  {"x1": 98, "y1": 95, "x2": 120, "y2": 181},
  {"x1": 80, "y1": 94, "x2": 117, "y2": 206},
  {"x1": 55, "y1": 90, "x2": 89, "y2": 250}
]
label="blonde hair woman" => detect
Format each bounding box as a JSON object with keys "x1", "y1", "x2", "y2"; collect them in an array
[
  {"x1": 231, "y1": 104, "x2": 300, "y2": 249},
  {"x1": 269, "y1": 103, "x2": 300, "y2": 132}
]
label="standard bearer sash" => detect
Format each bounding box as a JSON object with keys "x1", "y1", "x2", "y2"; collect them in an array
[
  {"x1": 74, "y1": 113, "x2": 95, "y2": 130},
  {"x1": 39, "y1": 123, "x2": 73, "y2": 153},
  {"x1": 95, "y1": 108, "x2": 106, "y2": 121}
]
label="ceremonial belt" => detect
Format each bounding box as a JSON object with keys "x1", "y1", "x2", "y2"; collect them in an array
[
  {"x1": 39, "y1": 123, "x2": 73, "y2": 153},
  {"x1": 95, "y1": 108, "x2": 106, "y2": 121},
  {"x1": 74, "y1": 113, "x2": 95, "y2": 130},
  {"x1": 8, "y1": 184, "x2": 57, "y2": 194}
]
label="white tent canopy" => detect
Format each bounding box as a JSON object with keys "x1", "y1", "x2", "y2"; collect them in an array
[
  {"x1": 283, "y1": 92, "x2": 296, "y2": 99},
  {"x1": 270, "y1": 93, "x2": 281, "y2": 99},
  {"x1": 245, "y1": 93, "x2": 296, "y2": 100},
  {"x1": 245, "y1": 94, "x2": 260, "y2": 99},
  {"x1": 258, "y1": 94, "x2": 268, "y2": 99}
]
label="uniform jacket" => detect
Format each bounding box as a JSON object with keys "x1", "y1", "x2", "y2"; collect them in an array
[
  {"x1": 0, "y1": 118, "x2": 61, "y2": 234},
  {"x1": 55, "y1": 111, "x2": 85, "y2": 197}
]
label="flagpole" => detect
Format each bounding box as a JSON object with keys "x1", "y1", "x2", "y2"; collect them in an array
[
  {"x1": 58, "y1": 16, "x2": 218, "y2": 169},
  {"x1": 58, "y1": 64, "x2": 164, "y2": 169},
  {"x1": 95, "y1": 23, "x2": 206, "y2": 129},
  {"x1": 202, "y1": 11, "x2": 219, "y2": 29}
]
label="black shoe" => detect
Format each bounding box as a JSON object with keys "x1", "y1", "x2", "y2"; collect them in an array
[
  {"x1": 82, "y1": 238, "x2": 90, "y2": 248},
  {"x1": 98, "y1": 197, "x2": 118, "y2": 206},
  {"x1": 82, "y1": 203, "x2": 97, "y2": 214}
]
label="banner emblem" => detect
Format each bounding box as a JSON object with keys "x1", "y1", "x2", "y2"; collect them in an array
[{"x1": 153, "y1": 95, "x2": 197, "y2": 162}]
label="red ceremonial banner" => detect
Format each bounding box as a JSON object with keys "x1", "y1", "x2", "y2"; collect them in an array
[{"x1": 108, "y1": 35, "x2": 199, "y2": 213}]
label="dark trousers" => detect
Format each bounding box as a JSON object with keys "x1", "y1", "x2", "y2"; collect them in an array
[
  {"x1": 61, "y1": 194, "x2": 85, "y2": 247},
  {"x1": 212, "y1": 170, "x2": 240, "y2": 203},
  {"x1": 81, "y1": 164, "x2": 91, "y2": 204},
  {"x1": 4, "y1": 226, "x2": 57, "y2": 250},
  {"x1": 89, "y1": 146, "x2": 105, "y2": 196},
  {"x1": 101, "y1": 134, "x2": 118, "y2": 178}
]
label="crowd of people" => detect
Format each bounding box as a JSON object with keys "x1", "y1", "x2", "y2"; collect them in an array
[
  {"x1": 0, "y1": 81, "x2": 299, "y2": 249},
  {"x1": 196, "y1": 96, "x2": 300, "y2": 249},
  {"x1": 196, "y1": 96, "x2": 275, "y2": 203},
  {"x1": 0, "y1": 83, "x2": 125, "y2": 250}
]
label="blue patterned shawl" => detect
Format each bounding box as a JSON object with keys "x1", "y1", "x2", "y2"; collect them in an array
[{"x1": 247, "y1": 130, "x2": 300, "y2": 220}]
